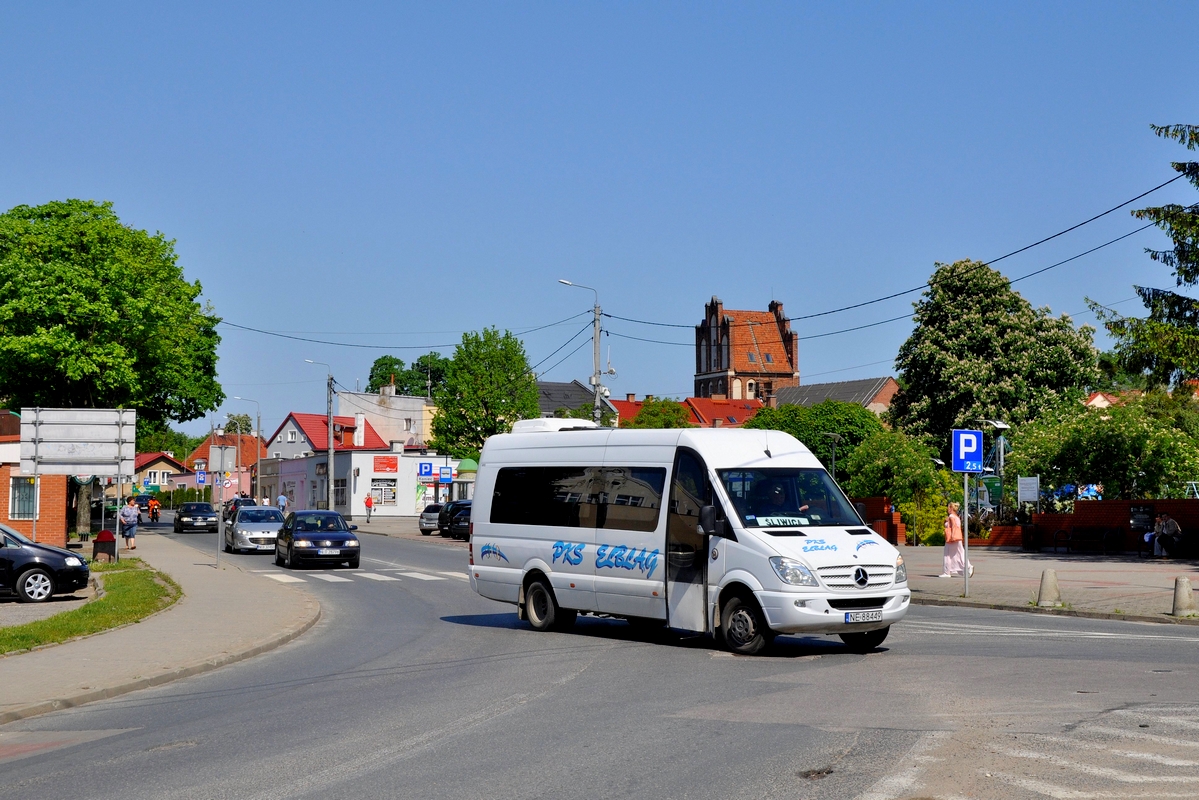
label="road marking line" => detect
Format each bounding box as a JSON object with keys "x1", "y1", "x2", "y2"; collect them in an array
[
  {"x1": 1085, "y1": 726, "x2": 1199, "y2": 748},
  {"x1": 263, "y1": 574, "x2": 306, "y2": 583},
  {"x1": 856, "y1": 730, "x2": 948, "y2": 800},
  {"x1": 991, "y1": 746, "x2": 1199, "y2": 782},
  {"x1": 1111, "y1": 710, "x2": 1199, "y2": 731},
  {"x1": 1029, "y1": 734, "x2": 1199, "y2": 766},
  {"x1": 904, "y1": 621, "x2": 1199, "y2": 643},
  {"x1": 438, "y1": 571, "x2": 469, "y2": 580},
  {"x1": 358, "y1": 573, "x2": 401, "y2": 581},
  {"x1": 309, "y1": 573, "x2": 354, "y2": 582},
  {"x1": 250, "y1": 570, "x2": 278, "y2": 573},
  {"x1": 399, "y1": 572, "x2": 445, "y2": 581},
  {"x1": 988, "y1": 771, "x2": 1197, "y2": 799}
]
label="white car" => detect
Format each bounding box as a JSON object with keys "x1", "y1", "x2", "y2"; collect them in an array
[{"x1": 225, "y1": 507, "x2": 286, "y2": 554}]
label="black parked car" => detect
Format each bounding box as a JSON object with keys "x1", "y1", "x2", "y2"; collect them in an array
[
  {"x1": 174, "y1": 502, "x2": 219, "y2": 533},
  {"x1": 223, "y1": 496, "x2": 257, "y2": 522},
  {"x1": 449, "y1": 507, "x2": 471, "y2": 541},
  {"x1": 438, "y1": 500, "x2": 472, "y2": 537},
  {"x1": 275, "y1": 511, "x2": 360, "y2": 569},
  {"x1": 0, "y1": 523, "x2": 90, "y2": 603}
]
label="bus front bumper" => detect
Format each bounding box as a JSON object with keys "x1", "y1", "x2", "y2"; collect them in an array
[{"x1": 755, "y1": 589, "x2": 910, "y2": 635}]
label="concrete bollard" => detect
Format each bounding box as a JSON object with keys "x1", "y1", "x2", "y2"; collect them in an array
[
  {"x1": 1037, "y1": 569, "x2": 1063, "y2": 608},
  {"x1": 1172, "y1": 577, "x2": 1198, "y2": 618}
]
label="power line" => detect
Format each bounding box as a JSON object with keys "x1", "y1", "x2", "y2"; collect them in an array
[
  {"x1": 603, "y1": 175, "x2": 1185, "y2": 330},
  {"x1": 803, "y1": 359, "x2": 896, "y2": 379},
  {"x1": 530, "y1": 322, "x2": 594, "y2": 373},
  {"x1": 539, "y1": 337, "x2": 593, "y2": 378}
]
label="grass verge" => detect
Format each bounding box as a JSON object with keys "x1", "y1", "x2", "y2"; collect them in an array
[{"x1": 0, "y1": 560, "x2": 181, "y2": 656}]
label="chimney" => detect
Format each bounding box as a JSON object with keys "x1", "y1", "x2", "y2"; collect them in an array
[
  {"x1": 711, "y1": 393, "x2": 727, "y2": 401},
  {"x1": 353, "y1": 412, "x2": 366, "y2": 447},
  {"x1": 768, "y1": 396, "x2": 778, "y2": 409},
  {"x1": 712, "y1": 418, "x2": 723, "y2": 428},
  {"x1": 381, "y1": 381, "x2": 395, "y2": 398},
  {"x1": 645, "y1": 395, "x2": 654, "y2": 402},
  {"x1": 626, "y1": 393, "x2": 636, "y2": 402}
]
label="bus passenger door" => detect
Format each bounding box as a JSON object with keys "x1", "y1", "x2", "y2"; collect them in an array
[{"x1": 666, "y1": 450, "x2": 708, "y2": 633}]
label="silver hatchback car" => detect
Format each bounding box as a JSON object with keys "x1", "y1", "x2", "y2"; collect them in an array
[
  {"x1": 418, "y1": 504, "x2": 442, "y2": 536},
  {"x1": 225, "y1": 506, "x2": 286, "y2": 554}
]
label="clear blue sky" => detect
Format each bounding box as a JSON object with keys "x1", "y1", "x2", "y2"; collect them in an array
[{"x1": 3, "y1": 3, "x2": 1197, "y2": 435}]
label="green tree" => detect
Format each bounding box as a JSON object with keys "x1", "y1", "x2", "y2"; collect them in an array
[
  {"x1": 744, "y1": 400, "x2": 884, "y2": 481},
  {"x1": 429, "y1": 328, "x2": 539, "y2": 458},
  {"x1": 1092, "y1": 125, "x2": 1199, "y2": 388},
  {"x1": 620, "y1": 398, "x2": 694, "y2": 429},
  {"x1": 136, "y1": 419, "x2": 205, "y2": 456},
  {"x1": 1006, "y1": 396, "x2": 1199, "y2": 499},
  {"x1": 889, "y1": 259, "x2": 1099, "y2": 450},
  {"x1": 366, "y1": 356, "x2": 406, "y2": 393},
  {"x1": 223, "y1": 413, "x2": 253, "y2": 434},
  {"x1": 0, "y1": 200, "x2": 222, "y2": 423},
  {"x1": 843, "y1": 430, "x2": 938, "y2": 505}
]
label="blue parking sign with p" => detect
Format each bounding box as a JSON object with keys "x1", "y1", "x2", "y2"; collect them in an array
[
  {"x1": 418, "y1": 462, "x2": 433, "y2": 478},
  {"x1": 951, "y1": 429, "x2": 984, "y2": 473}
]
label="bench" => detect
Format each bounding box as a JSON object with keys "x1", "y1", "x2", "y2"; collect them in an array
[{"x1": 1053, "y1": 526, "x2": 1122, "y2": 555}]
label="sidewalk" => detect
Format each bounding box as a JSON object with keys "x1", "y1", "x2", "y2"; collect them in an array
[
  {"x1": 904, "y1": 544, "x2": 1199, "y2": 622},
  {"x1": 0, "y1": 533, "x2": 320, "y2": 724}
]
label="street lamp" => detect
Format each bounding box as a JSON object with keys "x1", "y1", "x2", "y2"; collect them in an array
[
  {"x1": 233, "y1": 396, "x2": 261, "y2": 503},
  {"x1": 305, "y1": 360, "x2": 335, "y2": 511},
  {"x1": 558, "y1": 280, "x2": 607, "y2": 423},
  {"x1": 821, "y1": 432, "x2": 843, "y2": 482}
]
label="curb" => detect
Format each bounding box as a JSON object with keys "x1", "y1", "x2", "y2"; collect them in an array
[
  {"x1": 0, "y1": 595, "x2": 321, "y2": 725},
  {"x1": 910, "y1": 595, "x2": 1199, "y2": 626}
]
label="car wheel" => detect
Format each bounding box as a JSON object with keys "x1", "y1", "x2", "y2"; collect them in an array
[
  {"x1": 286, "y1": 546, "x2": 300, "y2": 569},
  {"x1": 224, "y1": 534, "x2": 233, "y2": 554},
  {"x1": 274, "y1": 547, "x2": 284, "y2": 567},
  {"x1": 839, "y1": 626, "x2": 890, "y2": 654},
  {"x1": 721, "y1": 593, "x2": 772, "y2": 655},
  {"x1": 17, "y1": 568, "x2": 54, "y2": 603},
  {"x1": 420, "y1": 528, "x2": 432, "y2": 536},
  {"x1": 346, "y1": 556, "x2": 360, "y2": 569},
  {"x1": 525, "y1": 577, "x2": 574, "y2": 631}
]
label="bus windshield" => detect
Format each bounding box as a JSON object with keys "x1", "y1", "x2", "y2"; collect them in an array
[{"x1": 718, "y1": 468, "x2": 863, "y2": 532}]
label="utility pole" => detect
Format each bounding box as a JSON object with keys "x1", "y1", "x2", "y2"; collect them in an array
[
  {"x1": 234, "y1": 397, "x2": 261, "y2": 503},
  {"x1": 559, "y1": 280, "x2": 611, "y2": 423},
  {"x1": 306, "y1": 360, "x2": 336, "y2": 511}
]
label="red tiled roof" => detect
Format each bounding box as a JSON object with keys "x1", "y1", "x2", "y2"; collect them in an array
[
  {"x1": 135, "y1": 452, "x2": 188, "y2": 473},
  {"x1": 683, "y1": 397, "x2": 764, "y2": 427},
  {"x1": 724, "y1": 310, "x2": 793, "y2": 375},
  {"x1": 282, "y1": 413, "x2": 389, "y2": 452},
  {"x1": 609, "y1": 399, "x2": 643, "y2": 423},
  {"x1": 184, "y1": 434, "x2": 268, "y2": 471}
]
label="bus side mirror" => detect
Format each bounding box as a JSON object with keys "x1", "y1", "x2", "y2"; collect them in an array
[{"x1": 699, "y1": 505, "x2": 716, "y2": 536}]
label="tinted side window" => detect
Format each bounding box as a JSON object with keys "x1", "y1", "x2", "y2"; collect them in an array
[{"x1": 490, "y1": 466, "x2": 665, "y2": 532}]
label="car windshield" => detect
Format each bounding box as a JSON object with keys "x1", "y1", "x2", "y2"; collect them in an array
[
  {"x1": 239, "y1": 509, "x2": 284, "y2": 523},
  {"x1": 718, "y1": 468, "x2": 863, "y2": 532},
  {"x1": 294, "y1": 514, "x2": 349, "y2": 533},
  {"x1": 0, "y1": 525, "x2": 33, "y2": 545},
  {"x1": 181, "y1": 504, "x2": 214, "y2": 514}
]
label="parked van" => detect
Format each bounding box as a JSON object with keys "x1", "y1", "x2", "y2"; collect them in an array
[{"x1": 469, "y1": 419, "x2": 909, "y2": 654}]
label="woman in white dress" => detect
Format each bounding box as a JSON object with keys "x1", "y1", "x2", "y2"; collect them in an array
[{"x1": 940, "y1": 502, "x2": 973, "y2": 578}]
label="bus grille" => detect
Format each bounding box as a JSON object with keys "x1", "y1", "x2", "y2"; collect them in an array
[{"x1": 816, "y1": 564, "x2": 895, "y2": 590}]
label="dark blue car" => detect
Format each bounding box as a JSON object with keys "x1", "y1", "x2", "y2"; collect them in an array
[{"x1": 274, "y1": 511, "x2": 360, "y2": 569}]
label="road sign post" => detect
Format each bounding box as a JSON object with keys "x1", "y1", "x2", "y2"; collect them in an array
[
  {"x1": 951, "y1": 429, "x2": 984, "y2": 597},
  {"x1": 210, "y1": 446, "x2": 237, "y2": 568}
]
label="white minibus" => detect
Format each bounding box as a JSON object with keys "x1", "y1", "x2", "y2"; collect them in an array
[{"x1": 468, "y1": 418, "x2": 909, "y2": 654}]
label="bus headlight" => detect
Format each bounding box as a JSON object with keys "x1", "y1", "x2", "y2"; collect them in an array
[
  {"x1": 769, "y1": 557, "x2": 819, "y2": 587},
  {"x1": 895, "y1": 555, "x2": 907, "y2": 584}
]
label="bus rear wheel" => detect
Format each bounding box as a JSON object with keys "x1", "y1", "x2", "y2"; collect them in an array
[
  {"x1": 525, "y1": 578, "x2": 574, "y2": 631},
  {"x1": 839, "y1": 626, "x2": 889, "y2": 654}
]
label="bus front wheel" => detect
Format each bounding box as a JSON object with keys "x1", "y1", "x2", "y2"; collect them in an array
[
  {"x1": 720, "y1": 594, "x2": 772, "y2": 655},
  {"x1": 525, "y1": 578, "x2": 575, "y2": 631}
]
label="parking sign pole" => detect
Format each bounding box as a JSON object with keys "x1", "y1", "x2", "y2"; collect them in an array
[{"x1": 963, "y1": 472, "x2": 969, "y2": 597}]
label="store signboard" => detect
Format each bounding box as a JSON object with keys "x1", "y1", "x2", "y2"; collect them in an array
[
  {"x1": 20, "y1": 408, "x2": 136, "y2": 476},
  {"x1": 374, "y1": 456, "x2": 398, "y2": 473}
]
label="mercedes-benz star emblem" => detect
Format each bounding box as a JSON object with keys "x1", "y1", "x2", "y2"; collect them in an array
[{"x1": 853, "y1": 567, "x2": 869, "y2": 588}]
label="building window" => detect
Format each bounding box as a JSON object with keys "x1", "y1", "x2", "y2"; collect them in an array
[
  {"x1": 161, "y1": 470, "x2": 171, "y2": 482},
  {"x1": 764, "y1": 353, "x2": 774, "y2": 364},
  {"x1": 747, "y1": 381, "x2": 756, "y2": 398},
  {"x1": 371, "y1": 478, "x2": 397, "y2": 506},
  {"x1": 747, "y1": 352, "x2": 756, "y2": 363},
  {"x1": 287, "y1": 430, "x2": 297, "y2": 443},
  {"x1": 274, "y1": 451, "x2": 281, "y2": 458},
  {"x1": 10, "y1": 477, "x2": 37, "y2": 520},
  {"x1": 195, "y1": 459, "x2": 207, "y2": 471},
  {"x1": 334, "y1": 478, "x2": 347, "y2": 507}
]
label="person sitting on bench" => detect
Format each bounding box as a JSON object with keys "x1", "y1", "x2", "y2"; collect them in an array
[{"x1": 1155, "y1": 513, "x2": 1182, "y2": 557}]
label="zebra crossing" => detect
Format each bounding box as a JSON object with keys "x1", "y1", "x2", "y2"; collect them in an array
[{"x1": 251, "y1": 566, "x2": 469, "y2": 586}]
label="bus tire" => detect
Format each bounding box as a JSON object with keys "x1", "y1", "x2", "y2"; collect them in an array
[
  {"x1": 839, "y1": 626, "x2": 889, "y2": 654},
  {"x1": 525, "y1": 577, "x2": 561, "y2": 632},
  {"x1": 720, "y1": 593, "x2": 772, "y2": 655}
]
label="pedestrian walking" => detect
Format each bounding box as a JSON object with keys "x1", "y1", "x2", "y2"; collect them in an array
[
  {"x1": 118, "y1": 497, "x2": 140, "y2": 550},
  {"x1": 939, "y1": 502, "x2": 973, "y2": 578},
  {"x1": 1155, "y1": 513, "x2": 1182, "y2": 557},
  {"x1": 364, "y1": 493, "x2": 374, "y2": 522},
  {"x1": 277, "y1": 492, "x2": 288, "y2": 512}
]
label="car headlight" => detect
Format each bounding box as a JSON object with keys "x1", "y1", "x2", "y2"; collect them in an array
[
  {"x1": 294, "y1": 540, "x2": 314, "y2": 548},
  {"x1": 181, "y1": 517, "x2": 192, "y2": 521},
  {"x1": 769, "y1": 557, "x2": 819, "y2": 587},
  {"x1": 64, "y1": 556, "x2": 83, "y2": 567},
  {"x1": 345, "y1": 539, "x2": 360, "y2": 547},
  {"x1": 895, "y1": 555, "x2": 907, "y2": 584}
]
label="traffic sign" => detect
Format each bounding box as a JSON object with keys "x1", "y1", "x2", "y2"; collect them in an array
[
  {"x1": 223, "y1": 479, "x2": 232, "y2": 488},
  {"x1": 418, "y1": 462, "x2": 434, "y2": 478},
  {"x1": 197, "y1": 471, "x2": 206, "y2": 485},
  {"x1": 143, "y1": 478, "x2": 151, "y2": 487},
  {"x1": 438, "y1": 466, "x2": 453, "y2": 484},
  {"x1": 951, "y1": 429, "x2": 984, "y2": 473}
]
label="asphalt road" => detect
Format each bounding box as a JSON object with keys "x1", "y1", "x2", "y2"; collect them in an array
[{"x1": 3, "y1": 516, "x2": 1199, "y2": 799}]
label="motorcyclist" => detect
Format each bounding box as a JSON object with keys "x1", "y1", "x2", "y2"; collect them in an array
[{"x1": 148, "y1": 496, "x2": 161, "y2": 523}]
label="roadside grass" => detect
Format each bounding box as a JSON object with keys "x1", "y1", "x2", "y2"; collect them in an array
[{"x1": 0, "y1": 560, "x2": 181, "y2": 655}]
